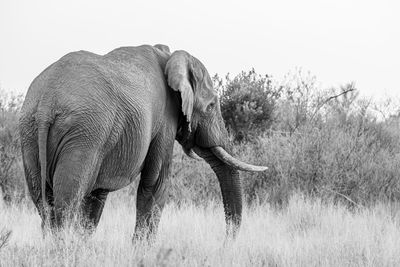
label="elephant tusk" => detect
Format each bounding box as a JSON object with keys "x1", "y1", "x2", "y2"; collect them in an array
[{"x1": 210, "y1": 146, "x2": 268, "y2": 172}]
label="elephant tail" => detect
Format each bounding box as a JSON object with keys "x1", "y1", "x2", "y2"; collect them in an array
[{"x1": 38, "y1": 119, "x2": 50, "y2": 220}]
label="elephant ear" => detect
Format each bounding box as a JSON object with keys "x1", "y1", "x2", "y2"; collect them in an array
[{"x1": 165, "y1": 50, "x2": 196, "y2": 131}]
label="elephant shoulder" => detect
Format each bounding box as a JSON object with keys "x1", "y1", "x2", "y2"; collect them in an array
[{"x1": 104, "y1": 45, "x2": 168, "y2": 63}]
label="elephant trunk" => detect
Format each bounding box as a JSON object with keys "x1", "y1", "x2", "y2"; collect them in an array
[{"x1": 195, "y1": 148, "x2": 242, "y2": 237}]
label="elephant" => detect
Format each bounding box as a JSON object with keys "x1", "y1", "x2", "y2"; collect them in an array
[{"x1": 19, "y1": 44, "x2": 267, "y2": 239}]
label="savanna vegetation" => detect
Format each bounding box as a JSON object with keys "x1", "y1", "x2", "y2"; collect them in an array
[{"x1": 1, "y1": 69, "x2": 400, "y2": 266}]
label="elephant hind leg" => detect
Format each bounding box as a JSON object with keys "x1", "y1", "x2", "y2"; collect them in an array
[
  {"x1": 51, "y1": 148, "x2": 103, "y2": 229},
  {"x1": 81, "y1": 188, "x2": 109, "y2": 231}
]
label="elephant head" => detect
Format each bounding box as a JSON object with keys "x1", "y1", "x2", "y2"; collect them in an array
[{"x1": 165, "y1": 51, "x2": 267, "y2": 236}]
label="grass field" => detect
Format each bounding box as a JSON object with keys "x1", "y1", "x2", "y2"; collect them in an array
[{"x1": 1, "y1": 193, "x2": 400, "y2": 266}]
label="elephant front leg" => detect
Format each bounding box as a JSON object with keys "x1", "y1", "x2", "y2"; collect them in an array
[{"x1": 134, "y1": 164, "x2": 169, "y2": 241}]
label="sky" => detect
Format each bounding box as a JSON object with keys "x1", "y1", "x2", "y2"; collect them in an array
[{"x1": 0, "y1": 0, "x2": 399, "y2": 99}]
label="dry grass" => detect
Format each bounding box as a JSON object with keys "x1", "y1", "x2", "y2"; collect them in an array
[{"x1": 1, "y1": 193, "x2": 400, "y2": 266}]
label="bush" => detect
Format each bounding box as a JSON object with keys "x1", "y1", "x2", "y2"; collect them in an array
[
  {"x1": 237, "y1": 114, "x2": 400, "y2": 207},
  {"x1": 0, "y1": 91, "x2": 25, "y2": 204},
  {"x1": 226, "y1": 71, "x2": 400, "y2": 207},
  {"x1": 215, "y1": 69, "x2": 281, "y2": 142}
]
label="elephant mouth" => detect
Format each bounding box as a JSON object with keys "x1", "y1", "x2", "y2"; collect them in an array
[{"x1": 191, "y1": 146, "x2": 268, "y2": 172}]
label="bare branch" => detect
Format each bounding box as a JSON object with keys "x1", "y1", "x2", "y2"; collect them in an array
[
  {"x1": 321, "y1": 187, "x2": 364, "y2": 209},
  {"x1": 322, "y1": 87, "x2": 356, "y2": 106},
  {"x1": 0, "y1": 229, "x2": 12, "y2": 250},
  {"x1": 309, "y1": 86, "x2": 356, "y2": 123}
]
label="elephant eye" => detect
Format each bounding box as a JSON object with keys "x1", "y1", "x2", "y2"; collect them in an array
[{"x1": 207, "y1": 102, "x2": 215, "y2": 112}]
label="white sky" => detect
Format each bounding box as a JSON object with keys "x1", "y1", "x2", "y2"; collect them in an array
[{"x1": 0, "y1": 0, "x2": 399, "y2": 99}]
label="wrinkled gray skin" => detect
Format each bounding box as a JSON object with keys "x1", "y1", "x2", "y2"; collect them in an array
[{"x1": 19, "y1": 44, "x2": 261, "y2": 239}]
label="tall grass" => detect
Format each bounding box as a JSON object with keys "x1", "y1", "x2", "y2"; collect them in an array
[{"x1": 1, "y1": 193, "x2": 400, "y2": 266}]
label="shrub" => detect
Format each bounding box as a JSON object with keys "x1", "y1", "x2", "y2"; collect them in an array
[
  {"x1": 235, "y1": 87, "x2": 400, "y2": 207},
  {"x1": 215, "y1": 69, "x2": 281, "y2": 142},
  {"x1": 0, "y1": 91, "x2": 25, "y2": 204}
]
